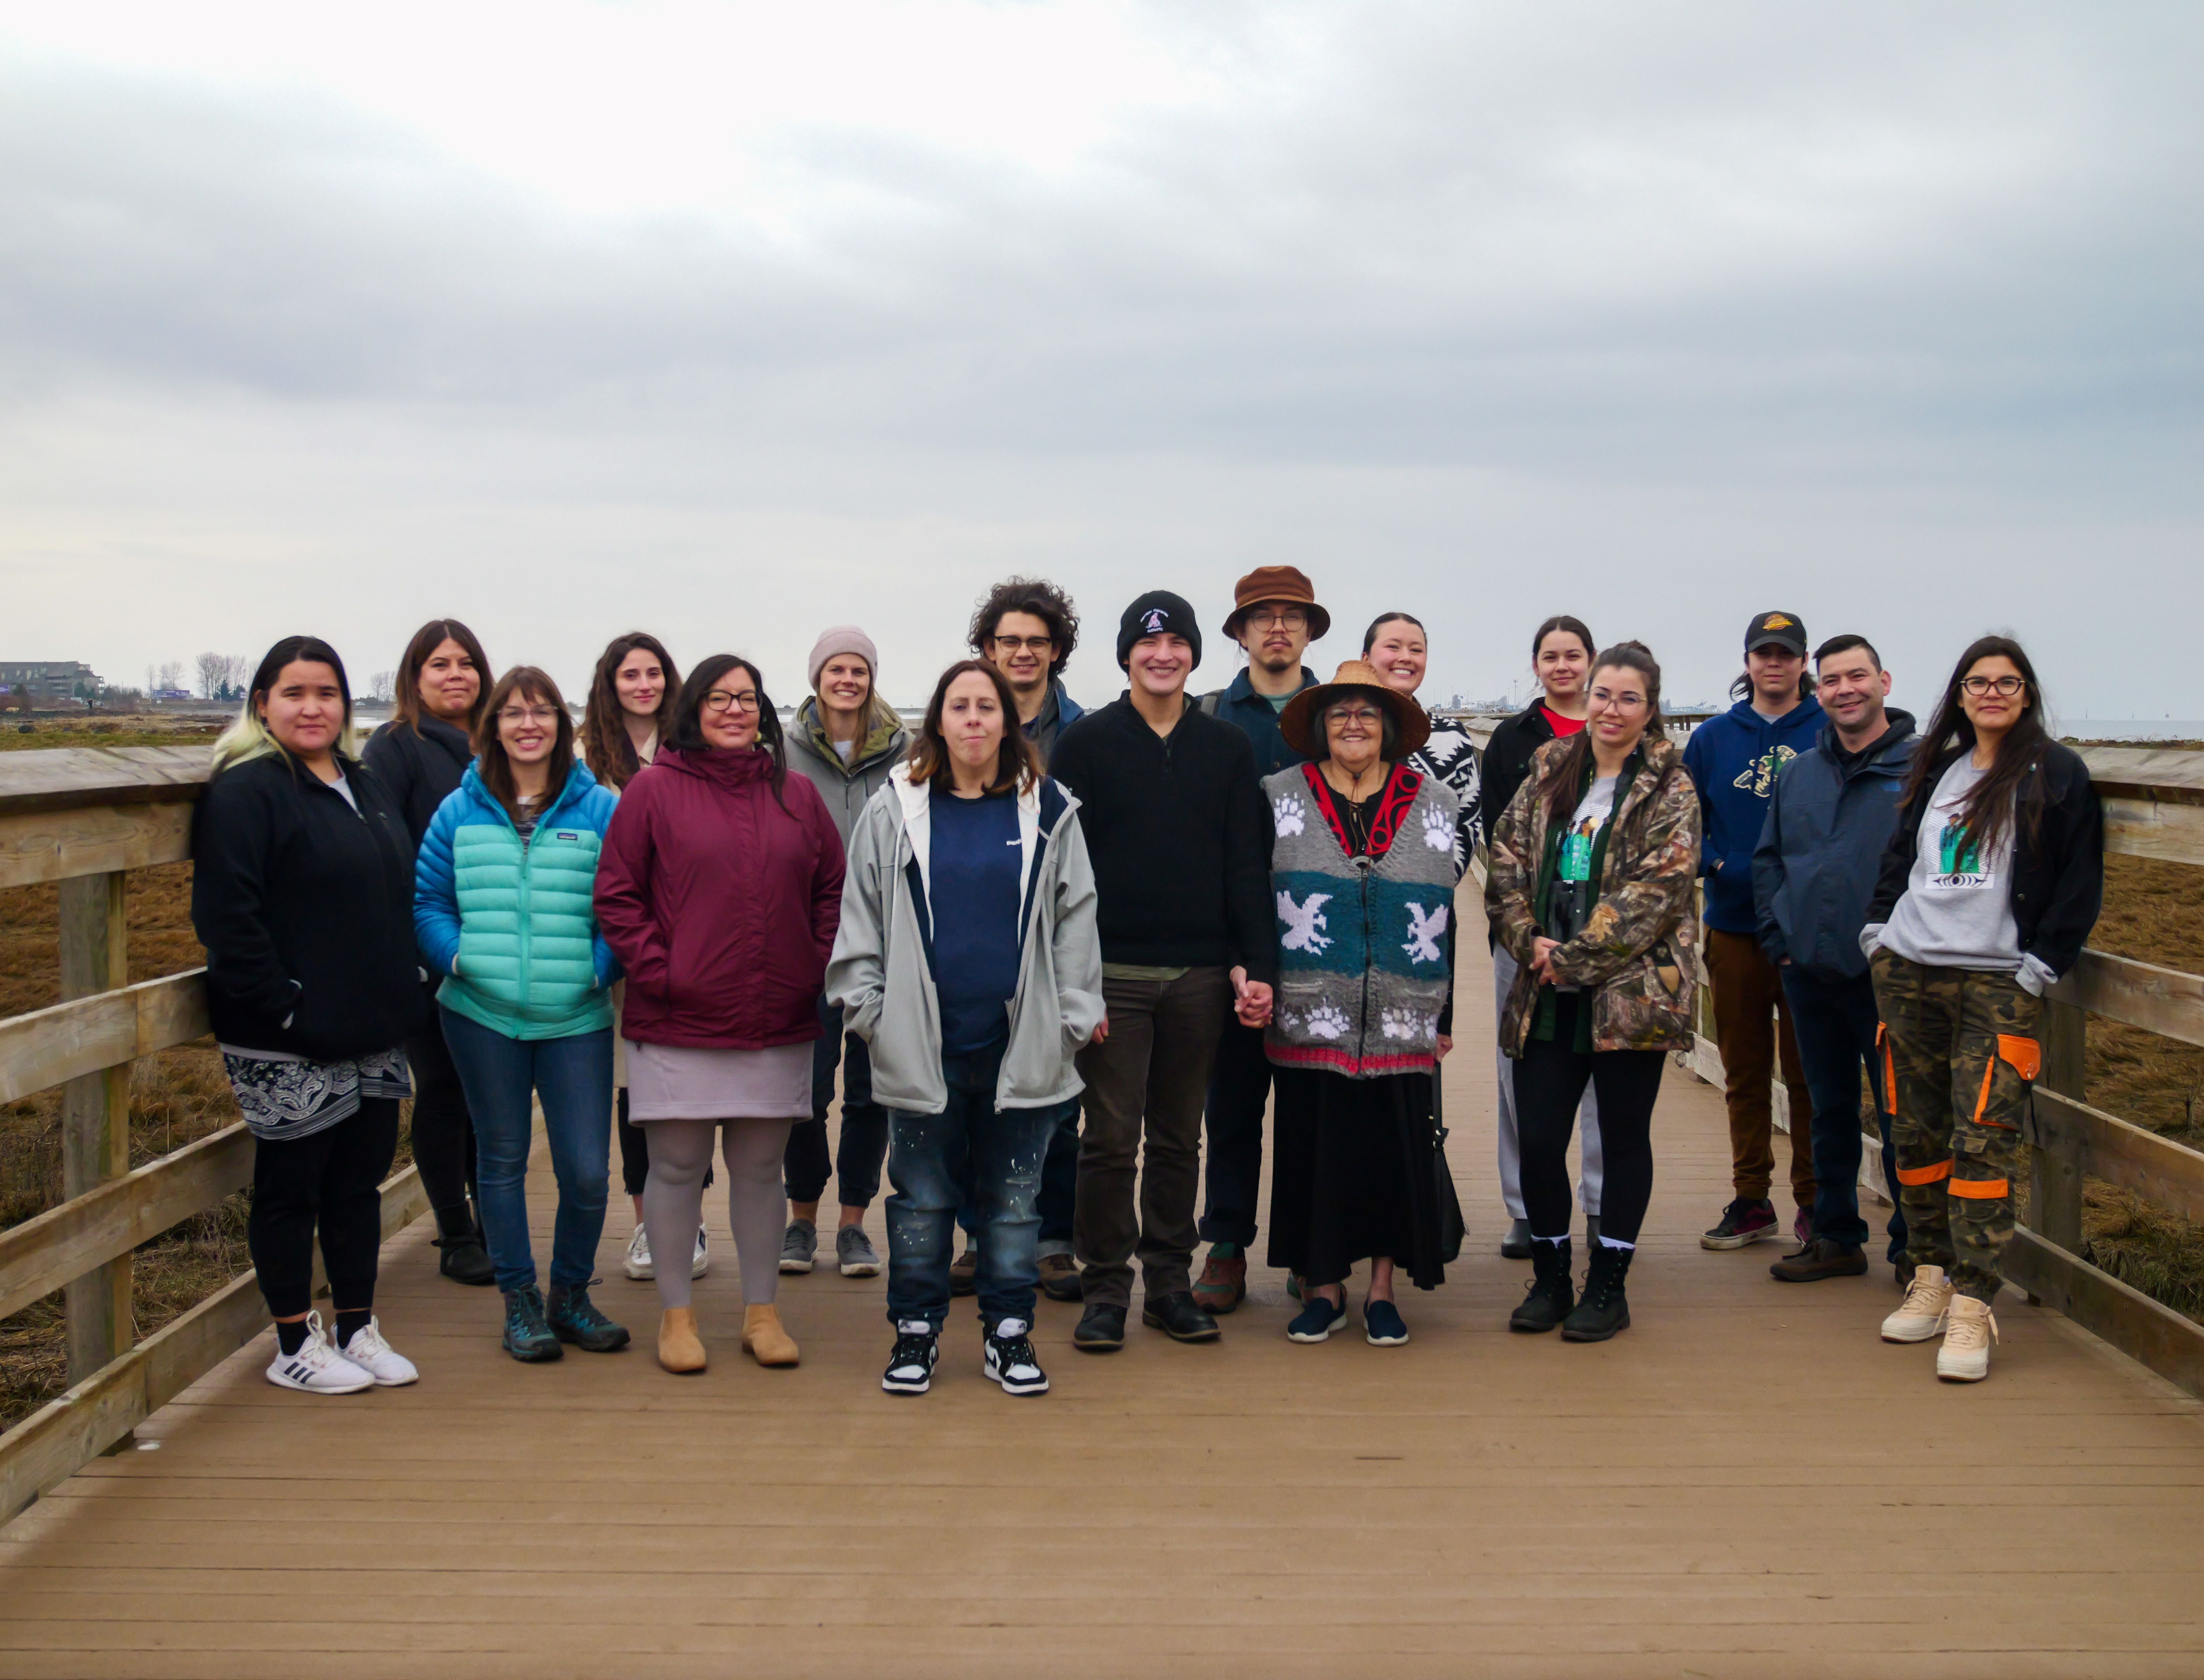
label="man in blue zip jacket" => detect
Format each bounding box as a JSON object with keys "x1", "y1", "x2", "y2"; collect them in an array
[
  {"x1": 1190, "y1": 565, "x2": 1327, "y2": 1312},
  {"x1": 1683, "y1": 611, "x2": 1823, "y2": 1251},
  {"x1": 1753, "y1": 635, "x2": 1914, "y2": 1282}
]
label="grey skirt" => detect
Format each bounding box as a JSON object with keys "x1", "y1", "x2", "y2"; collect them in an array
[{"x1": 623, "y1": 1039, "x2": 812, "y2": 1122}]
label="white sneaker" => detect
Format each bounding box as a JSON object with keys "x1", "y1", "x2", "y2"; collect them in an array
[
  {"x1": 1880, "y1": 1264, "x2": 1953, "y2": 1343},
  {"x1": 624, "y1": 1225, "x2": 655, "y2": 1281},
  {"x1": 691, "y1": 1226, "x2": 710, "y2": 1279},
  {"x1": 983, "y1": 1318, "x2": 1050, "y2": 1396},
  {"x1": 265, "y1": 1313, "x2": 374, "y2": 1394},
  {"x1": 1937, "y1": 1295, "x2": 1998, "y2": 1382},
  {"x1": 336, "y1": 1316, "x2": 419, "y2": 1387}
]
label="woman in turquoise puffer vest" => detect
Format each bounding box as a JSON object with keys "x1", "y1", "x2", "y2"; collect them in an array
[{"x1": 414, "y1": 667, "x2": 629, "y2": 1366}]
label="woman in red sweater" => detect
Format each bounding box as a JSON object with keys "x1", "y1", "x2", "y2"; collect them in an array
[{"x1": 594, "y1": 655, "x2": 846, "y2": 1375}]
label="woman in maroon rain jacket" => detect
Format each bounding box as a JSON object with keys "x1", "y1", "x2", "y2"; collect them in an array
[{"x1": 595, "y1": 654, "x2": 845, "y2": 1375}]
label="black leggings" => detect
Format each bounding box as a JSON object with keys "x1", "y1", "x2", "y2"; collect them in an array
[
  {"x1": 403, "y1": 1018, "x2": 478, "y2": 1236},
  {"x1": 1510, "y1": 994, "x2": 1665, "y2": 1244},
  {"x1": 248, "y1": 1097, "x2": 402, "y2": 1320}
]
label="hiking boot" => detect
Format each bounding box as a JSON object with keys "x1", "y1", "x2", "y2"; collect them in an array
[
  {"x1": 437, "y1": 1231, "x2": 495, "y2": 1286},
  {"x1": 1508, "y1": 1238, "x2": 1575, "y2": 1333},
  {"x1": 501, "y1": 1285, "x2": 563, "y2": 1363},
  {"x1": 1499, "y1": 1219, "x2": 1533, "y2": 1260},
  {"x1": 1192, "y1": 1246, "x2": 1247, "y2": 1314},
  {"x1": 546, "y1": 1284, "x2": 631, "y2": 1353},
  {"x1": 1701, "y1": 1197, "x2": 1778, "y2": 1250},
  {"x1": 1073, "y1": 1301, "x2": 1126, "y2": 1352},
  {"x1": 1037, "y1": 1253, "x2": 1083, "y2": 1303},
  {"x1": 1770, "y1": 1237, "x2": 1870, "y2": 1283},
  {"x1": 779, "y1": 1219, "x2": 817, "y2": 1275},
  {"x1": 836, "y1": 1226, "x2": 881, "y2": 1278},
  {"x1": 1880, "y1": 1264, "x2": 1954, "y2": 1343},
  {"x1": 881, "y1": 1321, "x2": 939, "y2": 1395},
  {"x1": 949, "y1": 1244, "x2": 980, "y2": 1296},
  {"x1": 984, "y1": 1318, "x2": 1050, "y2": 1396},
  {"x1": 1561, "y1": 1245, "x2": 1633, "y2": 1342},
  {"x1": 1937, "y1": 1294, "x2": 1997, "y2": 1382},
  {"x1": 1142, "y1": 1289, "x2": 1221, "y2": 1343}
]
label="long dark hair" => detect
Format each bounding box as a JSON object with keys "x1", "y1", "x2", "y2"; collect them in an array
[
  {"x1": 212, "y1": 635, "x2": 355, "y2": 774},
  {"x1": 907, "y1": 660, "x2": 1043, "y2": 795},
  {"x1": 1534, "y1": 641, "x2": 1666, "y2": 830},
  {"x1": 1900, "y1": 634, "x2": 2051, "y2": 857},
  {"x1": 581, "y1": 632, "x2": 681, "y2": 790},
  {"x1": 474, "y1": 667, "x2": 576, "y2": 825},
  {"x1": 1362, "y1": 611, "x2": 1426, "y2": 654},
  {"x1": 391, "y1": 619, "x2": 491, "y2": 737},
  {"x1": 671, "y1": 654, "x2": 789, "y2": 809}
]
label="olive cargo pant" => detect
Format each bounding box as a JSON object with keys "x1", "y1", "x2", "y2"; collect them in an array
[{"x1": 1869, "y1": 949, "x2": 2042, "y2": 1303}]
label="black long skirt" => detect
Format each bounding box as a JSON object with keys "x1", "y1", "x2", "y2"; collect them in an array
[{"x1": 1265, "y1": 1065, "x2": 1457, "y2": 1291}]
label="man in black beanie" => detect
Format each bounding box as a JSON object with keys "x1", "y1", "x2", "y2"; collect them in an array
[{"x1": 1048, "y1": 591, "x2": 1275, "y2": 1350}]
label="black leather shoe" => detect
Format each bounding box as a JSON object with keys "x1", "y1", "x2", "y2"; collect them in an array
[
  {"x1": 1141, "y1": 1289, "x2": 1221, "y2": 1343},
  {"x1": 1073, "y1": 1302, "x2": 1126, "y2": 1352},
  {"x1": 437, "y1": 1234, "x2": 495, "y2": 1286}
]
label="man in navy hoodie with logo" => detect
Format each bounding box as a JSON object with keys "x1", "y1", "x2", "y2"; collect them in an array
[
  {"x1": 1683, "y1": 611, "x2": 1823, "y2": 1251},
  {"x1": 1753, "y1": 635, "x2": 1914, "y2": 1282}
]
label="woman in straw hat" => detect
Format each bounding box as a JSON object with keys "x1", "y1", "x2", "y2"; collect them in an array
[{"x1": 1264, "y1": 661, "x2": 1466, "y2": 1347}]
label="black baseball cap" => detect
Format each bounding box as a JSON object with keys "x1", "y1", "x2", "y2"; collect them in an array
[{"x1": 1745, "y1": 611, "x2": 1808, "y2": 656}]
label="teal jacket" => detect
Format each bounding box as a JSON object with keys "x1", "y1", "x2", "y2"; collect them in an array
[{"x1": 414, "y1": 762, "x2": 621, "y2": 1040}]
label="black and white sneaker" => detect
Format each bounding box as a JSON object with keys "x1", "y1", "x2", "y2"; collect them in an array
[
  {"x1": 881, "y1": 1321, "x2": 939, "y2": 1395},
  {"x1": 983, "y1": 1318, "x2": 1050, "y2": 1396}
]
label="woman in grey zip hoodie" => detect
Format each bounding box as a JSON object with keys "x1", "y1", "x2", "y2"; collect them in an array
[{"x1": 826, "y1": 660, "x2": 1103, "y2": 1399}]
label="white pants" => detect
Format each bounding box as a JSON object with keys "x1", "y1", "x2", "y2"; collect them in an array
[{"x1": 1493, "y1": 944, "x2": 1604, "y2": 1220}]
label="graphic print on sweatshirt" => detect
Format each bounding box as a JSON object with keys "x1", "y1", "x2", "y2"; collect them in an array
[
  {"x1": 1930, "y1": 808, "x2": 1995, "y2": 891},
  {"x1": 1731, "y1": 744, "x2": 1800, "y2": 798}
]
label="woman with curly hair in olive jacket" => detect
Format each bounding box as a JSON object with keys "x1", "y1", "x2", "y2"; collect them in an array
[{"x1": 1485, "y1": 641, "x2": 1701, "y2": 1344}]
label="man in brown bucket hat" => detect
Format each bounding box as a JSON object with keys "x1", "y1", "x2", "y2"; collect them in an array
[{"x1": 1191, "y1": 565, "x2": 1330, "y2": 1311}]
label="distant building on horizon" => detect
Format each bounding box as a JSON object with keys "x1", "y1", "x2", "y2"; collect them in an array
[{"x1": 0, "y1": 661, "x2": 102, "y2": 704}]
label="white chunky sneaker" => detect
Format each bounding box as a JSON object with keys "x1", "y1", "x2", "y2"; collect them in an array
[
  {"x1": 690, "y1": 1225, "x2": 710, "y2": 1279},
  {"x1": 336, "y1": 1316, "x2": 419, "y2": 1387},
  {"x1": 882, "y1": 1321, "x2": 939, "y2": 1395},
  {"x1": 265, "y1": 1313, "x2": 374, "y2": 1395},
  {"x1": 1880, "y1": 1264, "x2": 1953, "y2": 1343},
  {"x1": 623, "y1": 1225, "x2": 655, "y2": 1281},
  {"x1": 1937, "y1": 1295, "x2": 1998, "y2": 1382}
]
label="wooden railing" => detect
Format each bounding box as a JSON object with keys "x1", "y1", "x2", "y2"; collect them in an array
[
  {"x1": 0, "y1": 746, "x2": 433, "y2": 1524},
  {"x1": 1459, "y1": 721, "x2": 2204, "y2": 1399}
]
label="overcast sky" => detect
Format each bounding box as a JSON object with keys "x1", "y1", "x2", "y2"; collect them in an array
[{"x1": 3, "y1": 2, "x2": 2198, "y2": 720}]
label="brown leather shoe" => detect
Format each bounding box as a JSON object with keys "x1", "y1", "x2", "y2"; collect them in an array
[
  {"x1": 741, "y1": 1303, "x2": 800, "y2": 1367},
  {"x1": 657, "y1": 1307, "x2": 706, "y2": 1374},
  {"x1": 1192, "y1": 1250, "x2": 1247, "y2": 1314},
  {"x1": 949, "y1": 1245, "x2": 980, "y2": 1297},
  {"x1": 1037, "y1": 1253, "x2": 1083, "y2": 1303}
]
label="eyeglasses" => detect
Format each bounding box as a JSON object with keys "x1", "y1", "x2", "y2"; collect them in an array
[
  {"x1": 1326, "y1": 706, "x2": 1384, "y2": 727},
  {"x1": 703, "y1": 690, "x2": 762, "y2": 714},
  {"x1": 497, "y1": 706, "x2": 560, "y2": 726},
  {"x1": 1248, "y1": 608, "x2": 1309, "y2": 631},
  {"x1": 1961, "y1": 675, "x2": 2026, "y2": 698},
  {"x1": 990, "y1": 635, "x2": 1054, "y2": 654},
  {"x1": 1590, "y1": 688, "x2": 1647, "y2": 709}
]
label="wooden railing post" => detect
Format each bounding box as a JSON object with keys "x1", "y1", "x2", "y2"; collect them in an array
[
  {"x1": 2029, "y1": 997, "x2": 2089, "y2": 1255},
  {"x1": 58, "y1": 872, "x2": 133, "y2": 1426}
]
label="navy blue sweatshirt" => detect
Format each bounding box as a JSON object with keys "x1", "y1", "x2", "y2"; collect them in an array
[{"x1": 1682, "y1": 694, "x2": 1827, "y2": 934}]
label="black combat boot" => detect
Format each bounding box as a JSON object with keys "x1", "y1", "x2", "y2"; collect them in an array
[
  {"x1": 1561, "y1": 1243, "x2": 1633, "y2": 1342},
  {"x1": 1508, "y1": 1238, "x2": 1575, "y2": 1333}
]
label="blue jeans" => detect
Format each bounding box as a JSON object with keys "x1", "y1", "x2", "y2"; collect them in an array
[
  {"x1": 439, "y1": 1009, "x2": 614, "y2": 1295},
  {"x1": 886, "y1": 1043, "x2": 1069, "y2": 1331},
  {"x1": 956, "y1": 1088, "x2": 1077, "y2": 1258},
  {"x1": 1779, "y1": 967, "x2": 1908, "y2": 1262}
]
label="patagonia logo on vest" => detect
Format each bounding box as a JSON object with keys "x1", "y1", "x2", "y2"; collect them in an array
[{"x1": 554, "y1": 831, "x2": 581, "y2": 841}]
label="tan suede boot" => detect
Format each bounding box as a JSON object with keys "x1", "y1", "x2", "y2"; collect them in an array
[
  {"x1": 741, "y1": 1303, "x2": 800, "y2": 1367},
  {"x1": 657, "y1": 1307, "x2": 707, "y2": 1374}
]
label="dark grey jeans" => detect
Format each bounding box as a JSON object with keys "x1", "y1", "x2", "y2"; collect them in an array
[{"x1": 1072, "y1": 967, "x2": 1232, "y2": 1309}]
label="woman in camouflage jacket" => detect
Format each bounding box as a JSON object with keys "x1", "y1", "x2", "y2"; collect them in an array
[{"x1": 1484, "y1": 642, "x2": 1700, "y2": 1343}]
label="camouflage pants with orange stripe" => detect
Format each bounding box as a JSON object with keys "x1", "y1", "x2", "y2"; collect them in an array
[{"x1": 1868, "y1": 949, "x2": 2042, "y2": 1303}]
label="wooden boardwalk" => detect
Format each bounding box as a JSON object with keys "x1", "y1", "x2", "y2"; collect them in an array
[{"x1": 4, "y1": 953, "x2": 2204, "y2": 1678}]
